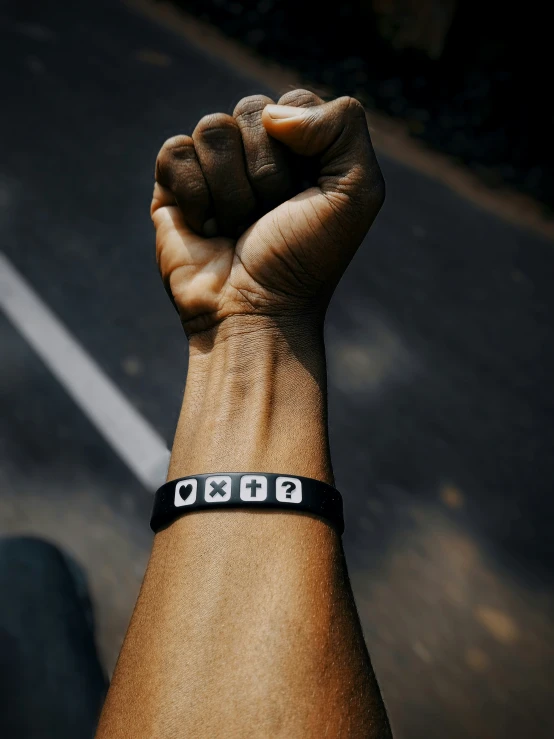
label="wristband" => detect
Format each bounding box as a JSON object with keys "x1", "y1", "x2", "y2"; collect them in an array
[{"x1": 150, "y1": 473, "x2": 344, "y2": 535}]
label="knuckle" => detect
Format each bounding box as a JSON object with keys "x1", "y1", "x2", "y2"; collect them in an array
[
  {"x1": 278, "y1": 88, "x2": 320, "y2": 107},
  {"x1": 161, "y1": 135, "x2": 196, "y2": 162},
  {"x1": 161, "y1": 134, "x2": 193, "y2": 153},
  {"x1": 233, "y1": 94, "x2": 273, "y2": 123},
  {"x1": 156, "y1": 136, "x2": 196, "y2": 183},
  {"x1": 158, "y1": 136, "x2": 195, "y2": 169},
  {"x1": 156, "y1": 142, "x2": 210, "y2": 208},
  {"x1": 194, "y1": 113, "x2": 238, "y2": 145}
]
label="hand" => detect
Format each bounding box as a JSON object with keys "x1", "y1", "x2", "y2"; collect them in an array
[{"x1": 151, "y1": 89, "x2": 385, "y2": 338}]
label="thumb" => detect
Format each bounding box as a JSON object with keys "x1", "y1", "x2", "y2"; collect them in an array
[
  {"x1": 262, "y1": 97, "x2": 384, "y2": 218},
  {"x1": 262, "y1": 97, "x2": 368, "y2": 156}
]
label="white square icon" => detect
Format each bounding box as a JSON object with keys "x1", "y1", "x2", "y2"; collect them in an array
[
  {"x1": 174, "y1": 479, "x2": 197, "y2": 507},
  {"x1": 240, "y1": 475, "x2": 267, "y2": 501},
  {"x1": 275, "y1": 477, "x2": 302, "y2": 503},
  {"x1": 204, "y1": 475, "x2": 232, "y2": 503}
]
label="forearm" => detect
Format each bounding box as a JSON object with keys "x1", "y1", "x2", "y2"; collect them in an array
[
  {"x1": 97, "y1": 318, "x2": 391, "y2": 739},
  {"x1": 169, "y1": 316, "x2": 333, "y2": 481}
]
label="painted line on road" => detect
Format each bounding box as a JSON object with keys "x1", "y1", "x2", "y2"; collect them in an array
[{"x1": 0, "y1": 251, "x2": 170, "y2": 490}]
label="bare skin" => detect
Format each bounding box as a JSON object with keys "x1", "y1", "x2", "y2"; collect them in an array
[{"x1": 96, "y1": 89, "x2": 391, "y2": 738}]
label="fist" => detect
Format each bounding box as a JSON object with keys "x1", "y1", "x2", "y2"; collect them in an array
[{"x1": 151, "y1": 89, "x2": 384, "y2": 337}]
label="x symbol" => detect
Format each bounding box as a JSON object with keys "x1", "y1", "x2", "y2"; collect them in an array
[{"x1": 209, "y1": 480, "x2": 227, "y2": 498}]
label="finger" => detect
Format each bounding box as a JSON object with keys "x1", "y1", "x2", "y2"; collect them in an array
[
  {"x1": 276, "y1": 89, "x2": 325, "y2": 190},
  {"x1": 262, "y1": 96, "x2": 384, "y2": 219},
  {"x1": 276, "y1": 88, "x2": 324, "y2": 108},
  {"x1": 151, "y1": 181, "x2": 177, "y2": 230},
  {"x1": 264, "y1": 96, "x2": 368, "y2": 158},
  {"x1": 233, "y1": 94, "x2": 292, "y2": 211},
  {"x1": 155, "y1": 135, "x2": 211, "y2": 235},
  {"x1": 192, "y1": 113, "x2": 256, "y2": 238}
]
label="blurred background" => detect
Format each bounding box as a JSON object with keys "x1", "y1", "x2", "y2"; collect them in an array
[{"x1": 0, "y1": 1, "x2": 553, "y2": 737}]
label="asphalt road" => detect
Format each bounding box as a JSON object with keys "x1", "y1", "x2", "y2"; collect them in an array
[{"x1": 1, "y1": 1, "x2": 553, "y2": 738}]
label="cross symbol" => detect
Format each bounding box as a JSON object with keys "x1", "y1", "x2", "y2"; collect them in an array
[
  {"x1": 209, "y1": 480, "x2": 228, "y2": 498},
  {"x1": 246, "y1": 479, "x2": 262, "y2": 498}
]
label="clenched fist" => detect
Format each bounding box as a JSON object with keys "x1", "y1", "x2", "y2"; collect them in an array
[{"x1": 151, "y1": 89, "x2": 384, "y2": 337}]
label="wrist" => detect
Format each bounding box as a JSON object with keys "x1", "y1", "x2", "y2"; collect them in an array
[
  {"x1": 185, "y1": 314, "x2": 327, "y2": 419},
  {"x1": 186, "y1": 313, "x2": 325, "y2": 364},
  {"x1": 168, "y1": 314, "x2": 333, "y2": 484}
]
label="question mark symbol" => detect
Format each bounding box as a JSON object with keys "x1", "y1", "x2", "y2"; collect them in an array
[{"x1": 283, "y1": 481, "x2": 296, "y2": 499}]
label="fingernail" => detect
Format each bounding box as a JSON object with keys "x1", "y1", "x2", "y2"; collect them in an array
[{"x1": 264, "y1": 104, "x2": 306, "y2": 120}]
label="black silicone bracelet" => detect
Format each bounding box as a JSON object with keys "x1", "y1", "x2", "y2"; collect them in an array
[{"x1": 150, "y1": 473, "x2": 344, "y2": 535}]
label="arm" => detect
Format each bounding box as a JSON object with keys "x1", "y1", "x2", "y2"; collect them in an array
[{"x1": 96, "y1": 89, "x2": 391, "y2": 738}]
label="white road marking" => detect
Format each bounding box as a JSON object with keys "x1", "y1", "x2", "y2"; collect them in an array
[{"x1": 0, "y1": 251, "x2": 170, "y2": 490}]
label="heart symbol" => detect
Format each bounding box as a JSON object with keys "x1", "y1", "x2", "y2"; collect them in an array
[{"x1": 181, "y1": 484, "x2": 193, "y2": 501}]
